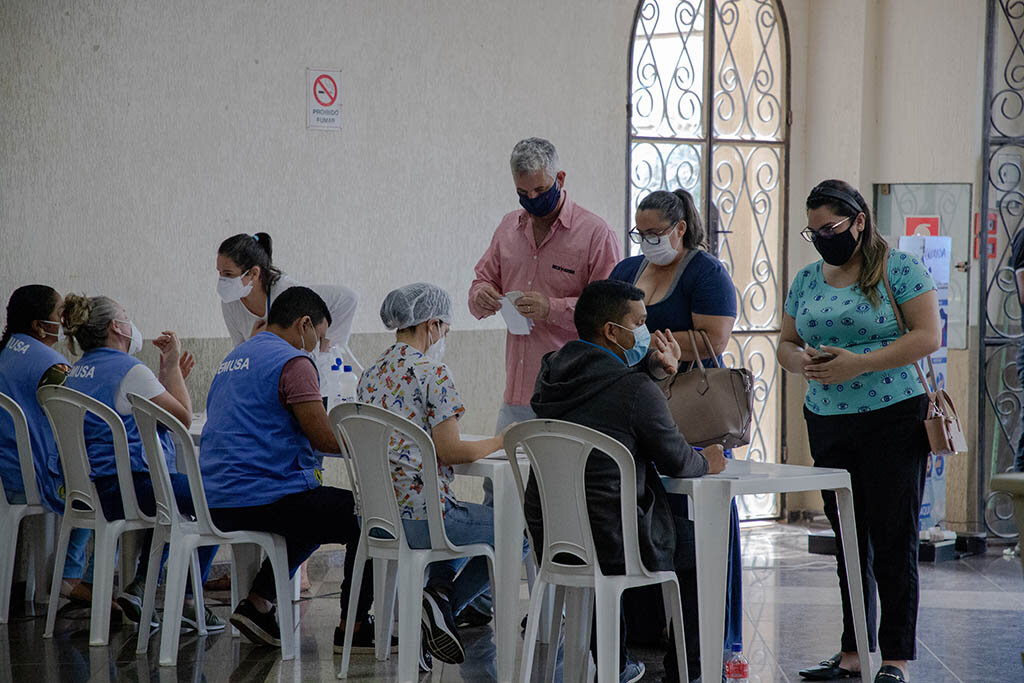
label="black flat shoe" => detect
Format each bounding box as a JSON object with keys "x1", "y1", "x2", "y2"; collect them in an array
[
  {"x1": 799, "y1": 653, "x2": 860, "y2": 680},
  {"x1": 874, "y1": 665, "x2": 906, "y2": 682}
]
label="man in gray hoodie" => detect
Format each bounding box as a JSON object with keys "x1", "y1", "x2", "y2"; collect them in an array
[{"x1": 524, "y1": 279, "x2": 726, "y2": 683}]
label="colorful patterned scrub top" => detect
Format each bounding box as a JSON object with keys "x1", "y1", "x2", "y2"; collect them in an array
[
  {"x1": 784, "y1": 248, "x2": 936, "y2": 416},
  {"x1": 356, "y1": 342, "x2": 465, "y2": 520}
]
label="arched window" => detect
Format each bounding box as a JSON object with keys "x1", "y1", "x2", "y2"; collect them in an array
[{"x1": 628, "y1": 0, "x2": 790, "y2": 518}]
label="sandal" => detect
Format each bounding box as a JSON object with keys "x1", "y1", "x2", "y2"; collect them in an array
[{"x1": 874, "y1": 665, "x2": 907, "y2": 682}]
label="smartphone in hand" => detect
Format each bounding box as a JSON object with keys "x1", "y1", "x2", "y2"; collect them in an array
[{"x1": 807, "y1": 347, "x2": 835, "y2": 364}]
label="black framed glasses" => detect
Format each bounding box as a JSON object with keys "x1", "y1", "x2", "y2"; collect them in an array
[
  {"x1": 800, "y1": 216, "x2": 852, "y2": 242},
  {"x1": 628, "y1": 223, "x2": 676, "y2": 245}
]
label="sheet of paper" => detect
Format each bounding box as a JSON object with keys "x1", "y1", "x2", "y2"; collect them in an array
[{"x1": 499, "y1": 292, "x2": 533, "y2": 335}]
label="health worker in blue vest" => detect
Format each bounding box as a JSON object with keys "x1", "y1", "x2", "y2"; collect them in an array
[
  {"x1": 0, "y1": 285, "x2": 94, "y2": 603},
  {"x1": 201, "y1": 286, "x2": 375, "y2": 652},
  {"x1": 61, "y1": 294, "x2": 222, "y2": 631}
]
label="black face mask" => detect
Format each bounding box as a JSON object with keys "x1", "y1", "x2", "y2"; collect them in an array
[{"x1": 812, "y1": 227, "x2": 859, "y2": 265}]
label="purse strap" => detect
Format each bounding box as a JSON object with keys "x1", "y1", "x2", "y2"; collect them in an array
[
  {"x1": 879, "y1": 251, "x2": 938, "y2": 403},
  {"x1": 684, "y1": 329, "x2": 721, "y2": 371}
]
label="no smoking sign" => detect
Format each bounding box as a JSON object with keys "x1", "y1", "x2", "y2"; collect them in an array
[{"x1": 307, "y1": 68, "x2": 341, "y2": 131}]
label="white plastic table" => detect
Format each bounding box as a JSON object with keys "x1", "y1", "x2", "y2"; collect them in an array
[
  {"x1": 452, "y1": 454, "x2": 531, "y2": 683},
  {"x1": 660, "y1": 458, "x2": 872, "y2": 683}
]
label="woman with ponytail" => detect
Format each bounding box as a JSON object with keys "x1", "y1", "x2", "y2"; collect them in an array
[
  {"x1": 780, "y1": 180, "x2": 941, "y2": 683},
  {"x1": 216, "y1": 232, "x2": 360, "y2": 364},
  {"x1": 0, "y1": 285, "x2": 94, "y2": 603},
  {"x1": 609, "y1": 188, "x2": 742, "y2": 681}
]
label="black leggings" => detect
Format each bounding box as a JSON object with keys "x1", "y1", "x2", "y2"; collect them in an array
[
  {"x1": 804, "y1": 395, "x2": 930, "y2": 661},
  {"x1": 211, "y1": 485, "x2": 372, "y2": 622}
]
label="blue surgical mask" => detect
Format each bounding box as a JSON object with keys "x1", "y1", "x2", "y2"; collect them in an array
[
  {"x1": 518, "y1": 180, "x2": 561, "y2": 217},
  {"x1": 610, "y1": 322, "x2": 651, "y2": 367}
]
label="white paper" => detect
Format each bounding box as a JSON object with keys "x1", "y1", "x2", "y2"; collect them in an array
[{"x1": 499, "y1": 291, "x2": 533, "y2": 336}]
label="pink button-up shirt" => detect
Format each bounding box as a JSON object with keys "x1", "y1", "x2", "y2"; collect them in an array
[{"x1": 469, "y1": 194, "x2": 622, "y2": 406}]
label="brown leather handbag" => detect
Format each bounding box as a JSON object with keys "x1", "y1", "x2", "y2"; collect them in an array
[
  {"x1": 662, "y1": 329, "x2": 754, "y2": 449},
  {"x1": 881, "y1": 254, "x2": 968, "y2": 456}
]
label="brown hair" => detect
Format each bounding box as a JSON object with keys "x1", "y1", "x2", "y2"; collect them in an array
[
  {"x1": 806, "y1": 179, "x2": 888, "y2": 308},
  {"x1": 61, "y1": 293, "x2": 120, "y2": 354}
]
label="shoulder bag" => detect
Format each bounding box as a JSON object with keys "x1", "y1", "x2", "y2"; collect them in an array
[
  {"x1": 662, "y1": 329, "x2": 754, "y2": 449},
  {"x1": 881, "y1": 253, "x2": 967, "y2": 456}
]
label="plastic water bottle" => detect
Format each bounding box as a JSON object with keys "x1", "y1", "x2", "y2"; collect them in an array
[
  {"x1": 337, "y1": 364, "x2": 358, "y2": 402},
  {"x1": 725, "y1": 643, "x2": 749, "y2": 682}
]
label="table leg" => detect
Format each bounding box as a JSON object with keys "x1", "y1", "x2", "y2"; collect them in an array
[
  {"x1": 834, "y1": 486, "x2": 872, "y2": 683},
  {"x1": 691, "y1": 481, "x2": 732, "y2": 683},
  {"x1": 493, "y1": 467, "x2": 523, "y2": 683}
]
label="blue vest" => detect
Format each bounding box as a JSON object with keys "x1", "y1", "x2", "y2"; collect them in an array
[
  {"x1": 201, "y1": 332, "x2": 320, "y2": 508},
  {"x1": 0, "y1": 334, "x2": 68, "y2": 511},
  {"x1": 64, "y1": 347, "x2": 176, "y2": 480}
]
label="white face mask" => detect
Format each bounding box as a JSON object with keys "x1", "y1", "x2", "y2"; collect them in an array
[
  {"x1": 40, "y1": 320, "x2": 65, "y2": 344},
  {"x1": 425, "y1": 321, "x2": 447, "y2": 362},
  {"x1": 114, "y1": 319, "x2": 143, "y2": 356},
  {"x1": 217, "y1": 270, "x2": 253, "y2": 303},
  {"x1": 640, "y1": 231, "x2": 680, "y2": 266},
  {"x1": 301, "y1": 321, "x2": 320, "y2": 359}
]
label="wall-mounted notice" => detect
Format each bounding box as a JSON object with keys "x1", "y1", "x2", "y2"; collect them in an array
[{"x1": 307, "y1": 69, "x2": 341, "y2": 131}]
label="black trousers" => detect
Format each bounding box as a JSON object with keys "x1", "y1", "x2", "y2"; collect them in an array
[
  {"x1": 211, "y1": 485, "x2": 372, "y2": 623},
  {"x1": 804, "y1": 395, "x2": 930, "y2": 661}
]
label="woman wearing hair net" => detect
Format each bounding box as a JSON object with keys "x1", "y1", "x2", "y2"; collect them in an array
[{"x1": 356, "y1": 283, "x2": 527, "y2": 667}]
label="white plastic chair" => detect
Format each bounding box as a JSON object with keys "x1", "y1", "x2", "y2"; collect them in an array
[
  {"x1": 0, "y1": 390, "x2": 56, "y2": 623},
  {"x1": 330, "y1": 402, "x2": 496, "y2": 683},
  {"x1": 129, "y1": 393, "x2": 297, "y2": 662},
  {"x1": 36, "y1": 384, "x2": 154, "y2": 646},
  {"x1": 504, "y1": 419, "x2": 689, "y2": 683},
  {"x1": 127, "y1": 393, "x2": 214, "y2": 665}
]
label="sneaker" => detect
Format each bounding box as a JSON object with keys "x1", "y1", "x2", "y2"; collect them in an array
[
  {"x1": 229, "y1": 599, "x2": 281, "y2": 647},
  {"x1": 332, "y1": 615, "x2": 399, "y2": 654},
  {"x1": 181, "y1": 602, "x2": 226, "y2": 632},
  {"x1": 116, "y1": 579, "x2": 145, "y2": 623},
  {"x1": 620, "y1": 655, "x2": 645, "y2": 683},
  {"x1": 454, "y1": 604, "x2": 492, "y2": 628},
  {"x1": 420, "y1": 586, "x2": 465, "y2": 664}
]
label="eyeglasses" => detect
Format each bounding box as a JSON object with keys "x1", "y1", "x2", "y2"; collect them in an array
[
  {"x1": 800, "y1": 216, "x2": 852, "y2": 242},
  {"x1": 628, "y1": 223, "x2": 676, "y2": 245}
]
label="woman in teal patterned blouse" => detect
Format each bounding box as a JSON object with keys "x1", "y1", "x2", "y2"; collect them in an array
[{"x1": 778, "y1": 180, "x2": 940, "y2": 683}]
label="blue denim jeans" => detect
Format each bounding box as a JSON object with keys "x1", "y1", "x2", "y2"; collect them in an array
[
  {"x1": 400, "y1": 500, "x2": 527, "y2": 616},
  {"x1": 1017, "y1": 342, "x2": 1024, "y2": 472},
  {"x1": 7, "y1": 490, "x2": 93, "y2": 582}
]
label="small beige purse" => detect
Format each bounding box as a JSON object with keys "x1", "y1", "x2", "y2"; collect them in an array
[
  {"x1": 881, "y1": 254, "x2": 968, "y2": 456},
  {"x1": 662, "y1": 329, "x2": 754, "y2": 449}
]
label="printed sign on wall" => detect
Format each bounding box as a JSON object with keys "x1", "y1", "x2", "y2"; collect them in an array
[{"x1": 308, "y1": 69, "x2": 341, "y2": 131}]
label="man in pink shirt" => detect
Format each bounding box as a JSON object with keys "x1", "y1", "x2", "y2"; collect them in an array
[
  {"x1": 470, "y1": 137, "x2": 622, "y2": 431},
  {"x1": 460, "y1": 138, "x2": 621, "y2": 625}
]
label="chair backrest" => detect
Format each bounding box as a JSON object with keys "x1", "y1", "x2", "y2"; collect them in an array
[
  {"x1": 127, "y1": 393, "x2": 194, "y2": 529},
  {"x1": 504, "y1": 419, "x2": 648, "y2": 579},
  {"x1": 328, "y1": 402, "x2": 455, "y2": 553},
  {"x1": 37, "y1": 384, "x2": 142, "y2": 522},
  {"x1": 0, "y1": 390, "x2": 43, "y2": 508}
]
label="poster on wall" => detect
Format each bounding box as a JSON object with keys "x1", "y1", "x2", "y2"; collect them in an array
[
  {"x1": 307, "y1": 68, "x2": 341, "y2": 131},
  {"x1": 898, "y1": 234, "x2": 951, "y2": 529}
]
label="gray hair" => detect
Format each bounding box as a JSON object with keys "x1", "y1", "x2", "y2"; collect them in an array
[
  {"x1": 510, "y1": 137, "x2": 560, "y2": 179},
  {"x1": 62, "y1": 294, "x2": 121, "y2": 353}
]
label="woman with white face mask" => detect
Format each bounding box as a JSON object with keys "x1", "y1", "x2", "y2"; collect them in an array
[
  {"x1": 61, "y1": 294, "x2": 222, "y2": 631},
  {"x1": 609, "y1": 189, "x2": 746, "y2": 665},
  {"x1": 216, "y1": 232, "x2": 360, "y2": 365},
  {"x1": 356, "y1": 282, "x2": 527, "y2": 667}
]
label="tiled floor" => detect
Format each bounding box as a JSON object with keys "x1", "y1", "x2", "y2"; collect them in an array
[{"x1": 2, "y1": 521, "x2": 1021, "y2": 682}]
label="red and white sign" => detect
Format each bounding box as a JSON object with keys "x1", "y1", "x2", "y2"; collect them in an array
[
  {"x1": 905, "y1": 216, "x2": 939, "y2": 236},
  {"x1": 974, "y1": 212, "x2": 998, "y2": 260},
  {"x1": 307, "y1": 68, "x2": 341, "y2": 131}
]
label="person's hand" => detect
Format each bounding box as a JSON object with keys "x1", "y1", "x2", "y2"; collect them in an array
[
  {"x1": 178, "y1": 351, "x2": 196, "y2": 380},
  {"x1": 649, "y1": 329, "x2": 681, "y2": 377},
  {"x1": 153, "y1": 331, "x2": 182, "y2": 371},
  {"x1": 803, "y1": 346, "x2": 865, "y2": 384},
  {"x1": 515, "y1": 291, "x2": 550, "y2": 320},
  {"x1": 251, "y1": 318, "x2": 267, "y2": 337},
  {"x1": 793, "y1": 346, "x2": 819, "y2": 379},
  {"x1": 473, "y1": 284, "x2": 502, "y2": 316},
  {"x1": 702, "y1": 443, "x2": 727, "y2": 474}
]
